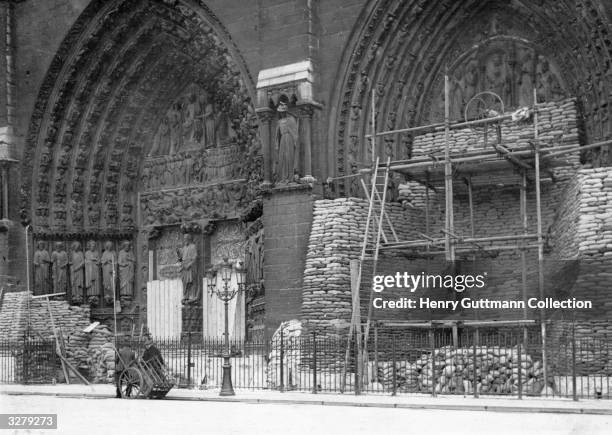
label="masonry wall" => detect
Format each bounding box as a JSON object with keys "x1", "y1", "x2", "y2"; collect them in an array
[{"x1": 263, "y1": 187, "x2": 314, "y2": 339}]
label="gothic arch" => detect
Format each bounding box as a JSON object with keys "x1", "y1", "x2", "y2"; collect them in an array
[
  {"x1": 20, "y1": 0, "x2": 261, "y2": 233},
  {"x1": 328, "y1": 0, "x2": 612, "y2": 195}
]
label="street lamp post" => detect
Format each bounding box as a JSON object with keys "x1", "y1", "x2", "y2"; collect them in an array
[{"x1": 206, "y1": 257, "x2": 246, "y2": 396}]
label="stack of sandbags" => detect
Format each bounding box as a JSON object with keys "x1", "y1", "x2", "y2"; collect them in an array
[
  {"x1": 302, "y1": 198, "x2": 424, "y2": 341},
  {"x1": 376, "y1": 345, "x2": 545, "y2": 395},
  {"x1": 375, "y1": 360, "x2": 420, "y2": 392},
  {"x1": 87, "y1": 325, "x2": 115, "y2": 382},
  {"x1": 28, "y1": 299, "x2": 90, "y2": 340},
  {"x1": 412, "y1": 98, "x2": 579, "y2": 159},
  {"x1": 64, "y1": 330, "x2": 90, "y2": 374},
  {"x1": 266, "y1": 320, "x2": 303, "y2": 388}
]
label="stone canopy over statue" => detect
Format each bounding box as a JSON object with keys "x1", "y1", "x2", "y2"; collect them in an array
[{"x1": 148, "y1": 84, "x2": 236, "y2": 156}]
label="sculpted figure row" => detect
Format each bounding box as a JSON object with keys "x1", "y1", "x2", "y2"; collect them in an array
[{"x1": 33, "y1": 240, "x2": 135, "y2": 306}]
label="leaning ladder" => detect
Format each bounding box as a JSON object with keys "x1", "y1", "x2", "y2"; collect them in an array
[{"x1": 341, "y1": 156, "x2": 397, "y2": 391}]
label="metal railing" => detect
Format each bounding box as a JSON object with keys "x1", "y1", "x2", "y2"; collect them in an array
[{"x1": 1, "y1": 326, "x2": 610, "y2": 400}]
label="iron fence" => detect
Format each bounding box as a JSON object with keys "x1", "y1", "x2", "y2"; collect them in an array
[{"x1": 0, "y1": 325, "x2": 610, "y2": 400}]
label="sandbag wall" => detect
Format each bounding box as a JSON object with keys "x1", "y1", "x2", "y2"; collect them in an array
[
  {"x1": 375, "y1": 345, "x2": 545, "y2": 395},
  {"x1": 301, "y1": 198, "x2": 424, "y2": 339},
  {"x1": 411, "y1": 98, "x2": 580, "y2": 161}
]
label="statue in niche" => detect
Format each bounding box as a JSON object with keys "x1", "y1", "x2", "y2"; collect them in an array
[
  {"x1": 216, "y1": 110, "x2": 235, "y2": 144},
  {"x1": 536, "y1": 56, "x2": 564, "y2": 102},
  {"x1": 178, "y1": 233, "x2": 199, "y2": 305},
  {"x1": 182, "y1": 92, "x2": 202, "y2": 147},
  {"x1": 118, "y1": 240, "x2": 135, "y2": 301},
  {"x1": 213, "y1": 184, "x2": 231, "y2": 217},
  {"x1": 348, "y1": 162, "x2": 362, "y2": 198},
  {"x1": 149, "y1": 116, "x2": 171, "y2": 156},
  {"x1": 274, "y1": 101, "x2": 299, "y2": 183},
  {"x1": 101, "y1": 241, "x2": 116, "y2": 303},
  {"x1": 70, "y1": 241, "x2": 85, "y2": 304},
  {"x1": 51, "y1": 242, "x2": 68, "y2": 294},
  {"x1": 449, "y1": 75, "x2": 464, "y2": 121},
  {"x1": 85, "y1": 240, "x2": 100, "y2": 306},
  {"x1": 518, "y1": 50, "x2": 535, "y2": 107},
  {"x1": 245, "y1": 230, "x2": 264, "y2": 298},
  {"x1": 33, "y1": 241, "x2": 51, "y2": 295},
  {"x1": 203, "y1": 96, "x2": 216, "y2": 148},
  {"x1": 168, "y1": 102, "x2": 183, "y2": 155},
  {"x1": 485, "y1": 52, "x2": 509, "y2": 103}
]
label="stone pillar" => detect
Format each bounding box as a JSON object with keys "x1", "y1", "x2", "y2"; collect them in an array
[
  {"x1": 295, "y1": 103, "x2": 320, "y2": 183},
  {"x1": 256, "y1": 108, "x2": 274, "y2": 185},
  {"x1": 263, "y1": 184, "x2": 313, "y2": 339},
  {"x1": 0, "y1": 2, "x2": 19, "y2": 279}
]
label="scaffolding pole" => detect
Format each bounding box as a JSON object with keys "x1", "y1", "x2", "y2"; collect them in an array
[
  {"x1": 533, "y1": 88, "x2": 548, "y2": 390},
  {"x1": 444, "y1": 74, "x2": 455, "y2": 263},
  {"x1": 520, "y1": 170, "x2": 529, "y2": 327}
]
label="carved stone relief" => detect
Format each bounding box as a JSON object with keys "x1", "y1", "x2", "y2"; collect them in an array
[
  {"x1": 330, "y1": 0, "x2": 612, "y2": 196},
  {"x1": 210, "y1": 220, "x2": 245, "y2": 265},
  {"x1": 429, "y1": 40, "x2": 568, "y2": 123},
  {"x1": 140, "y1": 181, "x2": 250, "y2": 227},
  {"x1": 20, "y1": 0, "x2": 261, "y2": 236}
]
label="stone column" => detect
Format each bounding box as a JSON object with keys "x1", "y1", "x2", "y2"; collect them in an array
[
  {"x1": 256, "y1": 108, "x2": 274, "y2": 185},
  {"x1": 0, "y1": 2, "x2": 19, "y2": 278},
  {"x1": 295, "y1": 103, "x2": 320, "y2": 183}
]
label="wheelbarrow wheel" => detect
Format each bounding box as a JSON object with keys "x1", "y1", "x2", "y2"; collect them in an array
[{"x1": 119, "y1": 367, "x2": 143, "y2": 399}]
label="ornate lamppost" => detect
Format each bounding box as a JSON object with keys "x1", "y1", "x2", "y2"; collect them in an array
[{"x1": 206, "y1": 257, "x2": 246, "y2": 396}]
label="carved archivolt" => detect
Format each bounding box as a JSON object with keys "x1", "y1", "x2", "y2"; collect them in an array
[
  {"x1": 329, "y1": 0, "x2": 612, "y2": 195},
  {"x1": 21, "y1": 0, "x2": 261, "y2": 234}
]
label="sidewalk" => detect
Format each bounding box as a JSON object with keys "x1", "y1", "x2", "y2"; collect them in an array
[{"x1": 1, "y1": 384, "x2": 611, "y2": 415}]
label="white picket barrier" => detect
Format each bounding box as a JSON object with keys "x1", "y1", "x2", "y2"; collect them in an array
[{"x1": 146, "y1": 279, "x2": 183, "y2": 339}]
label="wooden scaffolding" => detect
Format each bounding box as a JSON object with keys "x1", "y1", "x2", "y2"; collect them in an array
[{"x1": 340, "y1": 76, "x2": 612, "y2": 393}]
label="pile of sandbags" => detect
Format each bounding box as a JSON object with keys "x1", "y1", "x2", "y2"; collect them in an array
[
  {"x1": 64, "y1": 330, "x2": 90, "y2": 374},
  {"x1": 412, "y1": 99, "x2": 579, "y2": 158},
  {"x1": 266, "y1": 320, "x2": 303, "y2": 388},
  {"x1": 376, "y1": 345, "x2": 545, "y2": 395},
  {"x1": 87, "y1": 325, "x2": 115, "y2": 382}
]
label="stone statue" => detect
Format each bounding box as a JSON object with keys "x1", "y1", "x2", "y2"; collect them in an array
[
  {"x1": 150, "y1": 116, "x2": 171, "y2": 156},
  {"x1": 245, "y1": 230, "x2": 264, "y2": 298},
  {"x1": 182, "y1": 92, "x2": 201, "y2": 147},
  {"x1": 50, "y1": 242, "x2": 68, "y2": 295},
  {"x1": 518, "y1": 50, "x2": 535, "y2": 106},
  {"x1": 33, "y1": 241, "x2": 51, "y2": 295},
  {"x1": 203, "y1": 99, "x2": 216, "y2": 148},
  {"x1": 118, "y1": 240, "x2": 135, "y2": 301},
  {"x1": 100, "y1": 241, "x2": 116, "y2": 304},
  {"x1": 179, "y1": 233, "x2": 199, "y2": 305},
  {"x1": 485, "y1": 52, "x2": 508, "y2": 102},
  {"x1": 274, "y1": 102, "x2": 299, "y2": 183},
  {"x1": 70, "y1": 241, "x2": 85, "y2": 304},
  {"x1": 84, "y1": 240, "x2": 100, "y2": 306},
  {"x1": 168, "y1": 103, "x2": 183, "y2": 155},
  {"x1": 536, "y1": 56, "x2": 564, "y2": 102}
]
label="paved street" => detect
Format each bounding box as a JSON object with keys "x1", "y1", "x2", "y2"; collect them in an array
[{"x1": 2, "y1": 394, "x2": 612, "y2": 435}]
